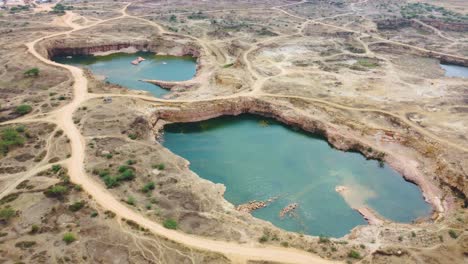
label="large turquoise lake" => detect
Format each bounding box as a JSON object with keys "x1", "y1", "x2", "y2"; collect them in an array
[
  {"x1": 53, "y1": 52, "x2": 197, "y2": 97},
  {"x1": 163, "y1": 115, "x2": 432, "y2": 237}
]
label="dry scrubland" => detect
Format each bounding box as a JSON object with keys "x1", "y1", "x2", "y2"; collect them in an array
[{"x1": 0, "y1": 0, "x2": 467, "y2": 263}]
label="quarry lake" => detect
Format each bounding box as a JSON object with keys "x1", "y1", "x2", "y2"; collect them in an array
[
  {"x1": 441, "y1": 64, "x2": 468, "y2": 78},
  {"x1": 53, "y1": 52, "x2": 197, "y2": 97},
  {"x1": 163, "y1": 115, "x2": 432, "y2": 237}
]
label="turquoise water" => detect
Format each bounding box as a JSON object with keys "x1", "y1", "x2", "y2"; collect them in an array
[
  {"x1": 441, "y1": 64, "x2": 468, "y2": 78},
  {"x1": 163, "y1": 115, "x2": 432, "y2": 237},
  {"x1": 53, "y1": 52, "x2": 197, "y2": 97}
]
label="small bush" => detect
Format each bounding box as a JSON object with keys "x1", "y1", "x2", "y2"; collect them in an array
[
  {"x1": 103, "y1": 175, "x2": 119, "y2": 188},
  {"x1": 0, "y1": 207, "x2": 15, "y2": 222},
  {"x1": 15, "y1": 126, "x2": 25, "y2": 133},
  {"x1": 163, "y1": 219, "x2": 177, "y2": 229},
  {"x1": 44, "y1": 185, "x2": 68, "y2": 198},
  {"x1": 63, "y1": 232, "x2": 76, "y2": 244},
  {"x1": 51, "y1": 164, "x2": 62, "y2": 173},
  {"x1": 348, "y1": 250, "x2": 361, "y2": 259},
  {"x1": 1, "y1": 128, "x2": 25, "y2": 155},
  {"x1": 153, "y1": 163, "x2": 165, "y2": 170},
  {"x1": 15, "y1": 104, "x2": 33, "y2": 115},
  {"x1": 128, "y1": 134, "x2": 138, "y2": 140},
  {"x1": 117, "y1": 169, "x2": 135, "y2": 181},
  {"x1": 280, "y1": 241, "x2": 289, "y2": 247},
  {"x1": 141, "y1": 182, "x2": 155, "y2": 193},
  {"x1": 90, "y1": 211, "x2": 98, "y2": 218},
  {"x1": 126, "y1": 196, "x2": 136, "y2": 206},
  {"x1": 259, "y1": 235, "x2": 268, "y2": 243},
  {"x1": 30, "y1": 224, "x2": 40, "y2": 234},
  {"x1": 319, "y1": 235, "x2": 330, "y2": 243},
  {"x1": 24, "y1": 68, "x2": 39, "y2": 77},
  {"x1": 68, "y1": 201, "x2": 85, "y2": 212},
  {"x1": 448, "y1": 230, "x2": 458, "y2": 239},
  {"x1": 126, "y1": 159, "x2": 137, "y2": 165}
]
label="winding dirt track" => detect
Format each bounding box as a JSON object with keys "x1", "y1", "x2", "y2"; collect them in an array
[{"x1": 2, "y1": 1, "x2": 468, "y2": 263}]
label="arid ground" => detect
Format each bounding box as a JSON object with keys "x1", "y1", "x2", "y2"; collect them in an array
[{"x1": 0, "y1": 0, "x2": 467, "y2": 263}]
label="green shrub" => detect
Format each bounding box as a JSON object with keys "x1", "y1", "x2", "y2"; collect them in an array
[
  {"x1": 141, "y1": 182, "x2": 155, "y2": 193},
  {"x1": 30, "y1": 224, "x2": 40, "y2": 234},
  {"x1": 15, "y1": 104, "x2": 32, "y2": 115},
  {"x1": 117, "y1": 169, "x2": 135, "y2": 181},
  {"x1": 126, "y1": 196, "x2": 136, "y2": 206},
  {"x1": 280, "y1": 241, "x2": 289, "y2": 247},
  {"x1": 118, "y1": 165, "x2": 130, "y2": 173},
  {"x1": 68, "y1": 201, "x2": 85, "y2": 212},
  {"x1": 319, "y1": 235, "x2": 330, "y2": 243},
  {"x1": 51, "y1": 164, "x2": 62, "y2": 173},
  {"x1": 90, "y1": 211, "x2": 98, "y2": 218},
  {"x1": 0, "y1": 207, "x2": 15, "y2": 222},
  {"x1": 259, "y1": 235, "x2": 268, "y2": 243},
  {"x1": 44, "y1": 185, "x2": 68, "y2": 198},
  {"x1": 163, "y1": 219, "x2": 177, "y2": 229},
  {"x1": 153, "y1": 163, "x2": 165, "y2": 170},
  {"x1": 24, "y1": 68, "x2": 39, "y2": 77},
  {"x1": 63, "y1": 232, "x2": 76, "y2": 244},
  {"x1": 15, "y1": 126, "x2": 25, "y2": 133},
  {"x1": 348, "y1": 250, "x2": 361, "y2": 259},
  {"x1": 448, "y1": 230, "x2": 458, "y2": 239},
  {"x1": 103, "y1": 175, "x2": 119, "y2": 188},
  {"x1": 0, "y1": 128, "x2": 25, "y2": 155},
  {"x1": 126, "y1": 160, "x2": 137, "y2": 165},
  {"x1": 128, "y1": 134, "x2": 138, "y2": 140}
]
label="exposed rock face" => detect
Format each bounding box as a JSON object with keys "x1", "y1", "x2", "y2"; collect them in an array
[{"x1": 37, "y1": 37, "x2": 202, "y2": 61}]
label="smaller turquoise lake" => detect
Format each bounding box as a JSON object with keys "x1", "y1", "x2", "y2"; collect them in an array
[
  {"x1": 53, "y1": 52, "x2": 197, "y2": 97},
  {"x1": 441, "y1": 64, "x2": 468, "y2": 78},
  {"x1": 163, "y1": 115, "x2": 432, "y2": 237}
]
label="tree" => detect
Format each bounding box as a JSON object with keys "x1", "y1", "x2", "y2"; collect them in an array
[{"x1": 24, "y1": 68, "x2": 39, "y2": 77}]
